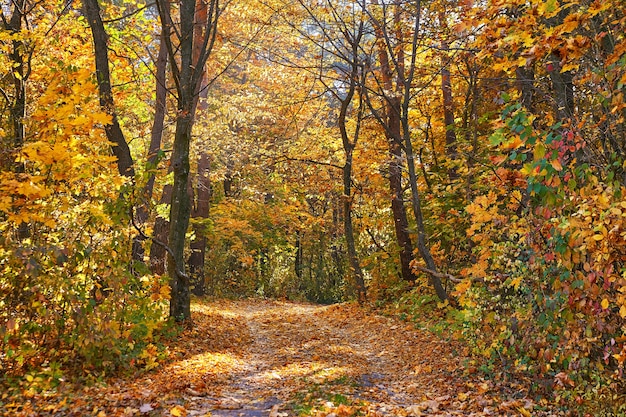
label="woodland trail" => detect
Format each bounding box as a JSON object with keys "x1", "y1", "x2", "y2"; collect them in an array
[{"x1": 12, "y1": 299, "x2": 558, "y2": 416}]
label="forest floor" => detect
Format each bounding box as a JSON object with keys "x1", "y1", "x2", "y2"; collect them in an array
[{"x1": 7, "y1": 299, "x2": 565, "y2": 417}]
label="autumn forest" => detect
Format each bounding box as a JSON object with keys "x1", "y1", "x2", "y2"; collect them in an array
[{"x1": 1, "y1": 0, "x2": 625, "y2": 415}]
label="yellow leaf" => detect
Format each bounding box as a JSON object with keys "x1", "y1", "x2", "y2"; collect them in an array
[
  {"x1": 92, "y1": 112, "x2": 113, "y2": 126},
  {"x1": 170, "y1": 405, "x2": 187, "y2": 416},
  {"x1": 560, "y1": 62, "x2": 579, "y2": 73},
  {"x1": 453, "y1": 279, "x2": 472, "y2": 296},
  {"x1": 620, "y1": 305, "x2": 626, "y2": 318},
  {"x1": 550, "y1": 159, "x2": 563, "y2": 171},
  {"x1": 592, "y1": 234, "x2": 604, "y2": 241},
  {"x1": 601, "y1": 299, "x2": 609, "y2": 309},
  {"x1": 534, "y1": 143, "x2": 546, "y2": 160}
]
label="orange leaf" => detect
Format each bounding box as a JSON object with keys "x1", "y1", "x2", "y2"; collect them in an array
[{"x1": 550, "y1": 159, "x2": 563, "y2": 171}]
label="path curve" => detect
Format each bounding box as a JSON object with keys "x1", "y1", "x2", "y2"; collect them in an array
[{"x1": 174, "y1": 299, "x2": 542, "y2": 417}]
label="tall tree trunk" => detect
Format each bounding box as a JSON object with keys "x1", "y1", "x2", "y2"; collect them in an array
[
  {"x1": 547, "y1": 55, "x2": 574, "y2": 123},
  {"x1": 5, "y1": 0, "x2": 29, "y2": 239},
  {"x1": 187, "y1": 0, "x2": 211, "y2": 296},
  {"x1": 156, "y1": 0, "x2": 220, "y2": 322},
  {"x1": 338, "y1": 82, "x2": 367, "y2": 302},
  {"x1": 342, "y1": 151, "x2": 366, "y2": 303},
  {"x1": 188, "y1": 153, "x2": 211, "y2": 296},
  {"x1": 368, "y1": 0, "x2": 448, "y2": 300},
  {"x1": 332, "y1": 8, "x2": 367, "y2": 302},
  {"x1": 462, "y1": 57, "x2": 480, "y2": 201},
  {"x1": 369, "y1": 8, "x2": 416, "y2": 283},
  {"x1": 167, "y1": 17, "x2": 195, "y2": 317},
  {"x1": 82, "y1": 0, "x2": 135, "y2": 179},
  {"x1": 149, "y1": 184, "x2": 171, "y2": 276},
  {"x1": 515, "y1": 66, "x2": 535, "y2": 113},
  {"x1": 134, "y1": 29, "x2": 169, "y2": 262},
  {"x1": 6, "y1": 0, "x2": 26, "y2": 166},
  {"x1": 168, "y1": 111, "x2": 193, "y2": 320},
  {"x1": 401, "y1": 0, "x2": 448, "y2": 301},
  {"x1": 388, "y1": 135, "x2": 415, "y2": 283},
  {"x1": 295, "y1": 230, "x2": 304, "y2": 279},
  {"x1": 438, "y1": 11, "x2": 458, "y2": 180}
]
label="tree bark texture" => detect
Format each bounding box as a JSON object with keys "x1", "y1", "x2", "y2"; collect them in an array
[
  {"x1": 369, "y1": 0, "x2": 448, "y2": 300},
  {"x1": 82, "y1": 0, "x2": 135, "y2": 179},
  {"x1": 4, "y1": 0, "x2": 29, "y2": 239},
  {"x1": 369, "y1": 8, "x2": 416, "y2": 283},
  {"x1": 188, "y1": 153, "x2": 211, "y2": 296},
  {"x1": 149, "y1": 183, "x2": 172, "y2": 276},
  {"x1": 133, "y1": 30, "x2": 169, "y2": 262},
  {"x1": 401, "y1": 0, "x2": 448, "y2": 301},
  {"x1": 156, "y1": 0, "x2": 220, "y2": 321}
]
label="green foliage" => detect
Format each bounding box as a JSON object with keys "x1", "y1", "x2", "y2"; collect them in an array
[
  {"x1": 455, "y1": 105, "x2": 626, "y2": 407},
  {"x1": 290, "y1": 376, "x2": 359, "y2": 416}
]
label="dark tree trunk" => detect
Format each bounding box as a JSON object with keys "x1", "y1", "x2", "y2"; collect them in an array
[
  {"x1": 389, "y1": 135, "x2": 415, "y2": 283},
  {"x1": 133, "y1": 29, "x2": 169, "y2": 262},
  {"x1": 401, "y1": 0, "x2": 448, "y2": 301},
  {"x1": 168, "y1": 113, "x2": 193, "y2": 321},
  {"x1": 342, "y1": 151, "x2": 367, "y2": 303},
  {"x1": 188, "y1": 153, "x2": 211, "y2": 296},
  {"x1": 186, "y1": 0, "x2": 212, "y2": 297},
  {"x1": 515, "y1": 66, "x2": 535, "y2": 112},
  {"x1": 338, "y1": 81, "x2": 367, "y2": 302},
  {"x1": 547, "y1": 55, "x2": 574, "y2": 122},
  {"x1": 5, "y1": 0, "x2": 29, "y2": 239},
  {"x1": 149, "y1": 185, "x2": 171, "y2": 276},
  {"x1": 156, "y1": 0, "x2": 220, "y2": 322},
  {"x1": 438, "y1": 9, "x2": 458, "y2": 179},
  {"x1": 370, "y1": 14, "x2": 415, "y2": 283},
  {"x1": 368, "y1": 0, "x2": 448, "y2": 300},
  {"x1": 82, "y1": 0, "x2": 135, "y2": 179},
  {"x1": 295, "y1": 230, "x2": 304, "y2": 279},
  {"x1": 440, "y1": 43, "x2": 458, "y2": 180},
  {"x1": 7, "y1": 0, "x2": 26, "y2": 164}
]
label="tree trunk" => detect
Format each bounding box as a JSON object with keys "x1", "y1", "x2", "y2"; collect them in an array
[
  {"x1": 5, "y1": 0, "x2": 29, "y2": 239},
  {"x1": 188, "y1": 153, "x2": 211, "y2": 296},
  {"x1": 342, "y1": 152, "x2": 367, "y2": 303},
  {"x1": 82, "y1": 0, "x2": 135, "y2": 179},
  {"x1": 389, "y1": 135, "x2": 415, "y2": 283},
  {"x1": 187, "y1": 0, "x2": 212, "y2": 297},
  {"x1": 149, "y1": 184, "x2": 171, "y2": 276},
  {"x1": 369, "y1": 10, "x2": 416, "y2": 283},
  {"x1": 295, "y1": 230, "x2": 304, "y2": 279},
  {"x1": 401, "y1": 0, "x2": 448, "y2": 301},
  {"x1": 156, "y1": 0, "x2": 220, "y2": 322},
  {"x1": 6, "y1": 0, "x2": 26, "y2": 166},
  {"x1": 439, "y1": 18, "x2": 458, "y2": 180},
  {"x1": 168, "y1": 110, "x2": 193, "y2": 320},
  {"x1": 547, "y1": 55, "x2": 574, "y2": 122},
  {"x1": 133, "y1": 29, "x2": 169, "y2": 262},
  {"x1": 515, "y1": 66, "x2": 535, "y2": 113}
]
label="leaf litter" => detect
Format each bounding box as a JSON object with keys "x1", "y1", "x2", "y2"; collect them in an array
[{"x1": 2, "y1": 299, "x2": 561, "y2": 416}]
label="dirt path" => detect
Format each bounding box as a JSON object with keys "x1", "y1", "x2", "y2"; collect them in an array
[
  {"x1": 160, "y1": 299, "x2": 539, "y2": 417},
  {"x1": 13, "y1": 299, "x2": 552, "y2": 416}
]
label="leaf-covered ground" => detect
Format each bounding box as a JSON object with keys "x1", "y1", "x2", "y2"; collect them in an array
[{"x1": 5, "y1": 299, "x2": 562, "y2": 416}]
